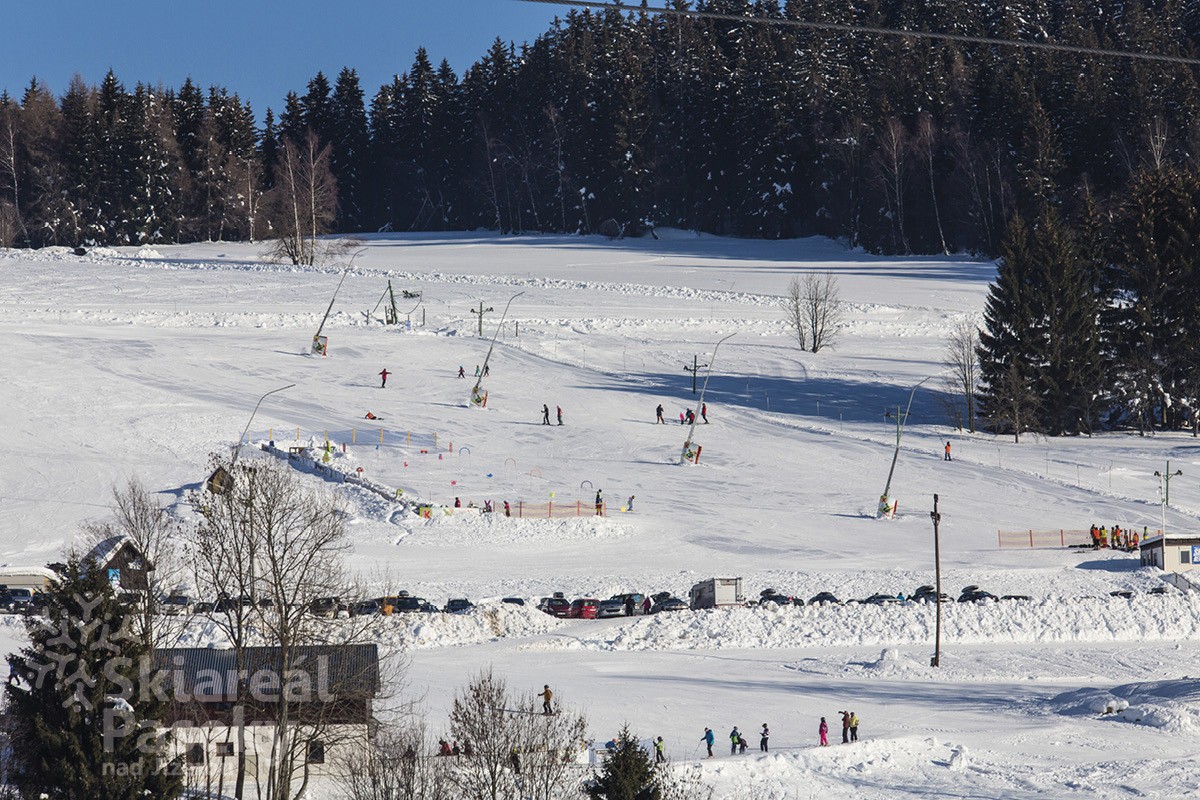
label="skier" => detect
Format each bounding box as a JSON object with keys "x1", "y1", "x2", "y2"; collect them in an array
[
  {"x1": 454, "y1": 497, "x2": 461, "y2": 508},
  {"x1": 6, "y1": 657, "x2": 18, "y2": 686},
  {"x1": 841, "y1": 711, "x2": 850, "y2": 744},
  {"x1": 541, "y1": 684, "x2": 553, "y2": 715},
  {"x1": 679, "y1": 411, "x2": 685, "y2": 425},
  {"x1": 595, "y1": 489, "x2": 603, "y2": 516},
  {"x1": 458, "y1": 366, "x2": 465, "y2": 378},
  {"x1": 654, "y1": 736, "x2": 666, "y2": 764},
  {"x1": 380, "y1": 368, "x2": 390, "y2": 388},
  {"x1": 483, "y1": 363, "x2": 490, "y2": 377},
  {"x1": 504, "y1": 500, "x2": 511, "y2": 517},
  {"x1": 542, "y1": 404, "x2": 551, "y2": 425},
  {"x1": 365, "y1": 411, "x2": 380, "y2": 420},
  {"x1": 438, "y1": 739, "x2": 452, "y2": 756},
  {"x1": 475, "y1": 365, "x2": 481, "y2": 377},
  {"x1": 701, "y1": 727, "x2": 715, "y2": 758},
  {"x1": 701, "y1": 402, "x2": 708, "y2": 423},
  {"x1": 452, "y1": 741, "x2": 461, "y2": 756},
  {"x1": 557, "y1": 406, "x2": 563, "y2": 425},
  {"x1": 760, "y1": 723, "x2": 769, "y2": 753},
  {"x1": 944, "y1": 441, "x2": 952, "y2": 461},
  {"x1": 627, "y1": 495, "x2": 635, "y2": 512},
  {"x1": 656, "y1": 404, "x2": 665, "y2": 424},
  {"x1": 819, "y1": 717, "x2": 829, "y2": 747},
  {"x1": 849, "y1": 711, "x2": 859, "y2": 742},
  {"x1": 729, "y1": 726, "x2": 741, "y2": 755},
  {"x1": 686, "y1": 409, "x2": 695, "y2": 425}
]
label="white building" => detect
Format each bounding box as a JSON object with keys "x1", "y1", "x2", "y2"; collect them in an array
[{"x1": 1138, "y1": 534, "x2": 1200, "y2": 573}]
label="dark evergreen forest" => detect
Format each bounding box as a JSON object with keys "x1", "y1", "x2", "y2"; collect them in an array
[{"x1": 2, "y1": 0, "x2": 1198, "y2": 253}]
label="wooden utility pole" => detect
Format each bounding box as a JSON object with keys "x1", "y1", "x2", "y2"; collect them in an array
[
  {"x1": 683, "y1": 354, "x2": 709, "y2": 394},
  {"x1": 469, "y1": 301, "x2": 494, "y2": 337},
  {"x1": 930, "y1": 493, "x2": 942, "y2": 667}
]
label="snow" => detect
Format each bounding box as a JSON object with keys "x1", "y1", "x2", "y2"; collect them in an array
[{"x1": 2, "y1": 231, "x2": 1199, "y2": 797}]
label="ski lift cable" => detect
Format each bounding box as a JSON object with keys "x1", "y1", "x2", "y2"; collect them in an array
[{"x1": 516, "y1": 0, "x2": 1200, "y2": 67}]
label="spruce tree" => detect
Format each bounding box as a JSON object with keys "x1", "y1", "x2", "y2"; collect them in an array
[
  {"x1": 586, "y1": 726, "x2": 663, "y2": 800},
  {"x1": 6, "y1": 557, "x2": 183, "y2": 799}
]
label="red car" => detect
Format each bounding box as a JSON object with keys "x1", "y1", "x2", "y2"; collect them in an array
[
  {"x1": 538, "y1": 596, "x2": 571, "y2": 617},
  {"x1": 566, "y1": 598, "x2": 600, "y2": 619}
]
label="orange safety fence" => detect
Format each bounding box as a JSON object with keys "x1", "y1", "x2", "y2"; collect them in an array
[
  {"x1": 996, "y1": 528, "x2": 1160, "y2": 549},
  {"x1": 512, "y1": 501, "x2": 606, "y2": 518}
]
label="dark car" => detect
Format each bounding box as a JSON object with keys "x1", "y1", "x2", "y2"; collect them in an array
[
  {"x1": 0, "y1": 589, "x2": 36, "y2": 614},
  {"x1": 1147, "y1": 586, "x2": 1170, "y2": 595},
  {"x1": 958, "y1": 588, "x2": 999, "y2": 603},
  {"x1": 193, "y1": 601, "x2": 216, "y2": 614},
  {"x1": 862, "y1": 593, "x2": 902, "y2": 606},
  {"x1": 758, "y1": 588, "x2": 799, "y2": 606},
  {"x1": 501, "y1": 597, "x2": 526, "y2": 606},
  {"x1": 214, "y1": 596, "x2": 254, "y2": 614},
  {"x1": 650, "y1": 596, "x2": 688, "y2": 614},
  {"x1": 538, "y1": 596, "x2": 572, "y2": 617},
  {"x1": 566, "y1": 598, "x2": 600, "y2": 619},
  {"x1": 911, "y1": 586, "x2": 951, "y2": 604},
  {"x1": 1001, "y1": 594, "x2": 1032, "y2": 601},
  {"x1": 26, "y1": 593, "x2": 51, "y2": 617},
  {"x1": 352, "y1": 598, "x2": 381, "y2": 616},
  {"x1": 809, "y1": 592, "x2": 842, "y2": 606},
  {"x1": 1108, "y1": 590, "x2": 1134, "y2": 599},
  {"x1": 444, "y1": 598, "x2": 475, "y2": 614}
]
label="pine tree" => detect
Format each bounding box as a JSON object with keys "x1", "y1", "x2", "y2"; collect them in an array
[
  {"x1": 330, "y1": 67, "x2": 369, "y2": 231},
  {"x1": 586, "y1": 726, "x2": 663, "y2": 800},
  {"x1": 6, "y1": 557, "x2": 183, "y2": 799}
]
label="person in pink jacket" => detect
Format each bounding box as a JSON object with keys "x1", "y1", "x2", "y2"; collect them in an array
[{"x1": 819, "y1": 717, "x2": 829, "y2": 746}]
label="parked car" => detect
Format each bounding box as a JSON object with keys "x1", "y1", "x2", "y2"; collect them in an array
[
  {"x1": 537, "y1": 595, "x2": 571, "y2": 617},
  {"x1": 910, "y1": 586, "x2": 951, "y2": 604},
  {"x1": 566, "y1": 598, "x2": 600, "y2": 619},
  {"x1": 808, "y1": 592, "x2": 842, "y2": 606},
  {"x1": 1108, "y1": 590, "x2": 1134, "y2": 599},
  {"x1": 444, "y1": 598, "x2": 475, "y2": 614},
  {"x1": 862, "y1": 593, "x2": 902, "y2": 606},
  {"x1": 115, "y1": 592, "x2": 144, "y2": 612},
  {"x1": 26, "y1": 593, "x2": 50, "y2": 617},
  {"x1": 1147, "y1": 586, "x2": 1170, "y2": 595},
  {"x1": 193, "y1": 601, "x2": 216, "y2": 614},
  {"x1": 958, "y1": 588, "x2": 999, "y2": 603},
  {"x1": 0, "y1": 589, "x2": 35, "y2": 614},
  {"x1": 352, "y1": 598, "x2": 382, "y2": 616},
  {"x1": 214, "y1": 596, "x2": 254, "y2": 614},
  {"x1": 650, "y1": 596, "x2": 688, "y2": 614},
  {"x1": 393, "y1": 595, "x2": 436, "y2": 613},
  {"x1": 597, "y1": 593, "x2": 646, "y2": 618},
  {"x1": 1000, "y1": 594, "x2": 1032, "y2": 601},
  {"x1": 159, "y1": 595, "x2": 193, "y2": 616},
  {"x1": 501, "y1": 597, "x2": 526, "y2": 606},
  {"x1": 309, "y1": 597, "x2": 344, "y2": 618}
]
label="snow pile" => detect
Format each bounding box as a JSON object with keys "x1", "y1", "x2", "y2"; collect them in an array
[
  {"x1": 1050, "y1": 679, "x2": 1200, "y2": 731},
  {"x1": 373, "y1": 602, "x2": 564, "y2": 649},
  {"x1": 134, "y1": 247, "x2": 163, "y2": 259},
  {"x1": 541, "y1": 593, "x2": 1200, "y2": 651},
  {"x1": 394, "y1": 513, "x2": 630, "y2": 549}
]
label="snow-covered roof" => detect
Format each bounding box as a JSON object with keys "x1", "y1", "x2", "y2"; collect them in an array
[{"x1": 0, "y1": 565, "x2": 56, "y2": 579}]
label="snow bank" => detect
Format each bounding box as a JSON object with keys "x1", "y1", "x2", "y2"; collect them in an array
[
  {"x1": 1050, "y1": 679, "x2": 1200, "y2": 731},
  {"x1": 535, "y1": 593, "x2": 1200, "y2": 652}
]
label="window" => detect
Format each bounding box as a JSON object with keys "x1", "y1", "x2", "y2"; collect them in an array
[
  {"x1": 307, "y1": 740, "x2": 326, "y2": 765},
  {"x1": 1182, "y1": 549, "x2": 1191, "y2": 564},
  {"x1": 186, "y1": 744, "x2": 205, "y2": 765},
  {"x1": 215, "y1": 742, "x2": 234, "y2": 758}
]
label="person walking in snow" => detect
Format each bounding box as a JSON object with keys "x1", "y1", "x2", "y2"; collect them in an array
[
  {"x1": 541, "y1": 684, "x2": 553, "y2": 715},
  {"x1": 556, "y1": 406, "x2": 563, "y2": 425},
  {"x1": 760, "y1": 723, "x2": 769, "y2": 753},
  {"x1": 454, "y1": 497, "x2": 461, "y2": 508},
  {"x1": 679, "y1": 411, "x2": 685, "y2": 425},
  {"x1": 729, "y1": 727, "x2": 741, "y2": 756},
  {"x1": 542, "y1": 404, "x2": 551, "y2": 425},
  {"x1": 504, "y1": 500, "x2": 511, "y2": 517},
  {"x1": 849, "y1": 711, "x2": 859, "y2": 742},
  {"x1": 818, "y1": 717, "x2": 829, "y2": 747},
  {"x1": 944, "y1": 441, "x2": 952, "y2": 461},
  {"x1": 475, "y1": 365, "x2": 481, "y2": 377},
  {"x1": 701, "y1": 402, "x2": 708, "y2": 423},
  {"x1": 841, "y1": 711, "x2": 850, "y2": 744},
  {"x1": 627, "y1": 495, "x2": 635, "y2": 512},
  {"x1": 642, "y1": 595, "x2": 651, "y2": 614},
  {"x1": 701, "y1": 728, "x2": 714, "y2": 758},
  {"x1": 685, "y1": 409, "x2": 695, "y2": 425},
  {"x1": 654, "y1": 736, "x2": 666, "y2": 763},
  {"x1": 595, "y1": 489, "x2": 603, "y2": 516},
  {"x1": 379, "y1": 368, "x2": 390, "y2": 388},
  {"x1": 656, "y1": 404, "x2": 665, "y2": 424},
  {"x1": 458, "y1": 365, "x2": 465, "y2": 378},
  {"x1": 483, "y1": 363, "x2": 490, "y2": 377}
]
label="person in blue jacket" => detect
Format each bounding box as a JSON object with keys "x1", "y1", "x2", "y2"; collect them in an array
[{"x1": 701, "y1": 727, "x2": 714, "y2": 758}]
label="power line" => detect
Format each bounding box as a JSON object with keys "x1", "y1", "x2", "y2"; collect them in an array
[{"x1": 516, "y1": 0, "x2": 1200, "y2": 67}]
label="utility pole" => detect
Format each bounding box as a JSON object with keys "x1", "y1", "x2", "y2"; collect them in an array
[
  {"x1": 1154, "y1": 460, "x2": 1182, "y2": 537},
  {"x1": 469, "y1": 301, "x2": 494, "y2": 338},
  {"x1": 879, "y1": 376, "x2": 931, "y2": 514},
  {"x1": 470, "y1": 292, "x2": 524, "y2": 406},
  {"x1": 930, "y1": 493, "x2": 942, "y2": 668},
  {"x1": 681, "y1": 333, "x2": 736, "y2": 464},
  {"x1": 683, "y1": 354, "x2": 709, "y2": 394}
]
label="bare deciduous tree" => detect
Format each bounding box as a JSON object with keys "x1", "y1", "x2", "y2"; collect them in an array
[
  {"x1": 336, "y1": 721, "x2": 453, "y2": 800},
  {"x1": 0, "y1": 101, "x2": 28, "y2": 245},
  {"x1": 873, "y1": 117, "x2": 910, "y2": 254},
  {"x1": 916, "y1": 113, "x2": 948, "y2": 255},
  {"x1": 784, "y1": 273, "x2": 844, "y2": 354},
  {"x1": 266, "y1": 131, "x2": 337, "y2": 265},
  {"x1": 447, "y1": 669, "x2": 587, "y2": 800},
  {"x1": 942, "y1": 320, "x2": 980, "y2": 432}
]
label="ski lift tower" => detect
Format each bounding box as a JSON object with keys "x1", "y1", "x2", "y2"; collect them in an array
[
  {"x1": 877, "y1": 376, "x2": 930, "y2": 517},
  {"x1": 470, "y1": 291, "x2": 525, "y2": 408},
  {"x1": 680, "y1": 332, "x2": 736, "y2": 464}
]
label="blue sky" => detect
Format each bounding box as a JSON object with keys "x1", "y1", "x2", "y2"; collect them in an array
[{"x1": 1, "y1": 0, "x2": 565, "y2": 115}]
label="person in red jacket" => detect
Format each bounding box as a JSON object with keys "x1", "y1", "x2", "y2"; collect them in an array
[{"x1": 379, "y1": 368, "x2": 390, "y2": 388}]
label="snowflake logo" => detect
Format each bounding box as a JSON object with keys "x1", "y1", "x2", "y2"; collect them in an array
[{"x1": 28, "y1": 593, "x2": 137, "y2": 711}]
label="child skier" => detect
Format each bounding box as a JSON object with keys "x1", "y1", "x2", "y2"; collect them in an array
[{"x1": 819, "y1": 717, "x2": 829, "y2": 746}]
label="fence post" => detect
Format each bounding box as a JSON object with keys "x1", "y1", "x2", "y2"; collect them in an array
[
  {"x1": 407, "y1": 431, "x2": 411, "y2": 445},
  {"x1": 519, "y1": 501, "x2": 523, "y2": 518},
  {"x1": 997, "y1": 530, "x2": 1001, "y2": 549},
  {"x1": 1061, "y1": 529, "x2": 1065, "y2": 547},
  {"x1": 548, "y1": 501, "x2": 552, "y2": 518},
  {"x1": 1029, "y1": 530, "x2": 1034, "y2": 548},
  {"x1": 352, "y1": 429, "x2": 357, "y2": 444},
  {"x1": 269, "y1": 427, "x2": 273, "y2": 441},
  {"x1": 434, "y1": 433, "x2": 439, "y2": 448},
  {"x1": 380, "y1": 428, "x2": 384, "y2": 444},
  {"x1": 296, "y1": 427, "x2": 300, "y2": 441},
  {"x1": 577, "y1": 500, "x2": 581, "y2": 515}
]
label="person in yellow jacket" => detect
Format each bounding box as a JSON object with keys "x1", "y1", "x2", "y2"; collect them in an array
[
  {"x1": 849, "y1": 711, "x2": 859, "y2": 742},
  {"x1": 541, "y1": 684, "x2": 553, "y2": 715}
]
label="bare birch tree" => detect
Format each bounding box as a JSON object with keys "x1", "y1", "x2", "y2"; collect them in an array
[
  {"x1": 0, "y1": 101, "x2": 28, "y2": 245},
  {"x1": 784, "y1": 273, "x2": 844, "y2": 354},
  {"x1": 266, "y1": 131, "x2": 337, "y2": 265},
  {"x1": 873, "y1": 117, "x2": 910, "y2": 254},
  {"x1": 942, "y1": 320, "x2": 980, "y2": 432}
]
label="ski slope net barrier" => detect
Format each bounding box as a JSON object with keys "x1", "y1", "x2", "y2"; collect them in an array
[
  {"x1": 996, "y1": 528, "x2": 1159, "y2": 549},
  {"x1": 243, "y1": 426, "x2": 440, "y2": 449}
]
